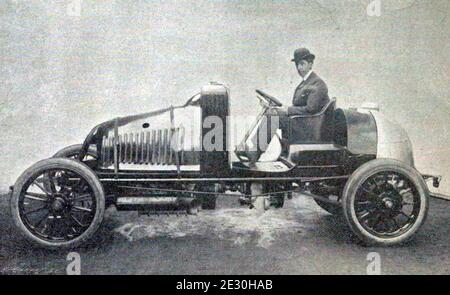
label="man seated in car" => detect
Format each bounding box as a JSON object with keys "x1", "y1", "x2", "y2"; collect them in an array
[
  {"x1": 243, "y1": 47, "x2": 330, "y2": 162},
  {"x1": 287, "y1": 47, "x2": 330, "y2": 116}
]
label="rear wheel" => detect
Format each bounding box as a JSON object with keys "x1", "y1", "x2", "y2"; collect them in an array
[
  {"x1": 10, "y1": 158, "x2": 105, "y2": 249},
  {"x1": 342, "y1": 159, "x2": 429, "y2": 246}
]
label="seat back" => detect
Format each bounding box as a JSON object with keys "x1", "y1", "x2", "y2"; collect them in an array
[{"x1": 288, "y1": 99, "x2": 336, "y2": 144}]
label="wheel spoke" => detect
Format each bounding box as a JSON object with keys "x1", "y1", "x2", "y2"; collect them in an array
[
  {"x1": 24, "y1": 206, "x2": 48, "y2": 215},
  {"x1": 72, "y1": 193, "x2": 92, "y2": 203},
  {"x1": 399, "y1": 211, "x2": 411, "y2": 220},
  {"x1": 33, "y1": 212, "x2": 50, "y2": 229},
  {"x1": 356, "y1": 200, "x2": 372, "y2": 205},
  {"x1": 359, "y1": 185, "x2": 379, "y2": 200},
  {"x1": 360, "y1": 185, "x2": 374, "y2": 195},
  {"x1": 380, "y1": 172, "x2": 389, "y2": 183},
  {"x1": 72, "y1": 206, "x2": 92, "y2": 213},
  {"x1": 62, "y1": 216, "x2": 79, "y2": 237},
  {"x1": 399, "y1": 188, "x2": 412, "y2": 196},
  {"x1": 355, "y1": 200, "x2": 374, "y2": 210},
  {"x1": 394, "y1": 176, "x2": 406, "y2": 190},
  {"x1": 368, "y1": 178, "x2": 380, "y2": 193},
  {"x1": 25, "y1": 192, "x2": 48, "y2": 202},
  {"x1": 32, "y1": 180, "x2": 52, "y2": 196},
  {"x1": 38, "y1": 215, "x2": 56, "y2": 237},
  {"x1": 402, "y1": 201, "x2": 414, "y2": 206},
  {"x1": 358, "y1": 210, "x2": 372, "y2": 221},
  {"x1": 71, "y1": 179, "x2": 87, "y2": 195},
  {"x1": 383, "y1": 218, "x2": 394, "y2": 233},
  {"x1": 48, "y1": 217, "x2": 58, "y2": 239},
  {"x1": 69, "y1": 214, "x2": 88, "y2": 228},
  {"x1": 44, "y1": 174, "x2": 58, "y2": 194}
]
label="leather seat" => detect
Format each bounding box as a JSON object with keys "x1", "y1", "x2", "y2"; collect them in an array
[{"x1": 288, "y1": 99, "x2": 336, "y2": 144}]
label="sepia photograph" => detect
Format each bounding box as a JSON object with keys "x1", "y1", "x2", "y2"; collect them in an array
[{"x1": 0, "y1": 0, "x2": 448, "y2": 279}]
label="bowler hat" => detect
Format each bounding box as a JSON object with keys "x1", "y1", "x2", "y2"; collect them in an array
[{"x1": 291, "y1": 48, "x2": 315, "y2": 62}]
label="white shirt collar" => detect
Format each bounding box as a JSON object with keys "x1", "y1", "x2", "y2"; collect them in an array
[{"x1": 303, "y1": 70, "x2": 313, "y2": 82}]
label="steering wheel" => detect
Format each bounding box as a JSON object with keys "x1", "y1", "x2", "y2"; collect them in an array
[{"x1": 255, "y1": 89, "x2": 283, "y2": 107}]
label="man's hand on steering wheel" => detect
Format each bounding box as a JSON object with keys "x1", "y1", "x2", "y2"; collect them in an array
[
  {"x1": 255, "y1": 89, "x2": 283, "y2": 107},
  {"x1": 266, "y1": 106, "x2": 285, "y2": 116}
]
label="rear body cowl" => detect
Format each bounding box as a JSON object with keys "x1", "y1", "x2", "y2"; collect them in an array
[{"x1": 370, "y1": 110, "x2": 415, "y2": 167}]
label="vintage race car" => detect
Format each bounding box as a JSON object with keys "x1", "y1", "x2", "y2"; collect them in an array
[{"x1": 9, "y1": 83, "x2": 443, "y2": 249}]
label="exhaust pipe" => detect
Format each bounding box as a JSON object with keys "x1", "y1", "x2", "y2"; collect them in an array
[{"x1": 116, "y1": 196, "x2": 201, "y2": 214}]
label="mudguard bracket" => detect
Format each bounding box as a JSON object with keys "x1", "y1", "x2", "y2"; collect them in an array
[{"x1": 422, "y1": 174, "x2": 450, "y2": 201}]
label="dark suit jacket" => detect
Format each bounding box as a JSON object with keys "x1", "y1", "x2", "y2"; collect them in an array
[{"x1": 287, "y1": 72, "x2": 330, "y2": 116}]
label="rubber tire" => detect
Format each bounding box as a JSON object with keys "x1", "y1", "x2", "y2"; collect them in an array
[
  {"x1": 342, "y1": 158, "x2": 429, "y2": 246},
  {"x1": 10, "y1": 158, "x2": 105, "y2": 250},
  {"x1": 313, "y1": 197, "x2": 342, "y2": 215},
  {"x1": 53, "y1": 144, "x2": 97, "y2": 159}
]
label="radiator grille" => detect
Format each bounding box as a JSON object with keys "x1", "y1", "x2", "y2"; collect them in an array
[{"x1": 101, "y1": 127, "x2": 185, "y2": 166}]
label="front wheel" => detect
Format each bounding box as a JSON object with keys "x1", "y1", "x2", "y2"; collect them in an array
[
  {"x1": 10, "y1": 158, "x2": 105, "y2": 249},
  {"x1": 342, "y1": 159, "x2": 429, "y2": 246},
  {"x1": 53, "y1": 144, "x2": 98, "y2": 160}
]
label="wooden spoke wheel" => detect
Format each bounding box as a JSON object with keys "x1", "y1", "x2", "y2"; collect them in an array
[
  {"x1": 10, "y1": 158, "x2": 105, "y2": 249},
  {"x1": 343, "y1": 159, "x2": 429, "y2": 246}
]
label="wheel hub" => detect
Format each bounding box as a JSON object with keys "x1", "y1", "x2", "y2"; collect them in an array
[
  {"x1": 51, "y1": 196, "x2": 67, "y2": 213},
  {"x1": 379, "y1": 190, "x2": 402, "y2": 213},
  {"x1": 383, "y1": 199, "x2": 394, "y2": 209}
]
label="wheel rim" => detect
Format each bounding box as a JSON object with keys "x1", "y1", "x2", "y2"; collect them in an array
[
  {"x1": 18, "y1": 168, "x2": 97, "y2": 242},
  {"x1": 354, "y1": 171, "x2": 421, "y2": 238}
]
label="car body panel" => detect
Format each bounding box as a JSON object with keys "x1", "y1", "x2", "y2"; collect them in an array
[{"x1": 370, "y1": 110, "x2": 415, "y2": 167}]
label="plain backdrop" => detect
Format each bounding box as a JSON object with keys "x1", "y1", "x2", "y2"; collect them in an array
[{"x1": 0, "y1": 0, "x2": 448, "y2": 194}]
